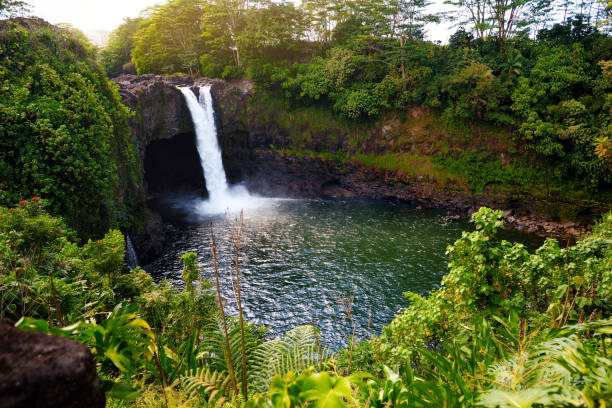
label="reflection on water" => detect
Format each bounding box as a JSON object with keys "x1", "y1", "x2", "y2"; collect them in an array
[{"x1": 146, "y1": 198, "x2": 540, "y2": 349}]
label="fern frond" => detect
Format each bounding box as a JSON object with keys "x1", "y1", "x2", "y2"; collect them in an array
[
  {"x1": 197, "y1": 316, "x2": 260, "y2": 390},
  {"x1": 251, "y1": 325, "x2": 333, "y2": 393},
  {"x1": 181, "y1": 367, "x2": 232, "y2": 407}
]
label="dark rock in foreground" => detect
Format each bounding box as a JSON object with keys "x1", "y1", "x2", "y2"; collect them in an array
[{"x1": 0, "y1": 319, "x2": 105, "y2": 408}]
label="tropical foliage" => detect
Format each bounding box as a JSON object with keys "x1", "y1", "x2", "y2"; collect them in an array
[
  {"x1": 0, "y1": 19, "x2": 140, "y2": 237},
  {"x1": 98, "y1": 17, "x2": 142, "y2": 77},
  {"x1": 100, "y1": 0, "x2": 612, "y2": 197},
  {"x1": 248, "y1": 208, "x2": 612, "y2": 408},
  {"x1": 2, "y1": 198, "x2": 610, "y2": 407},
  {"x1": 1, "y1": 1, "x2": 612, "y2": 407}
]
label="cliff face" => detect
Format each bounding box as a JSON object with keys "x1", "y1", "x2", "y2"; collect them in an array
[
  {"x1": 113, "y1": 74, "x2": 256, "y2": 260},
  {"x1": 113, "y1": 74, "x2": 279, "y2": 197},
  {"x1": 114, "y1": 74, "x2": 194, "y2": 154}
]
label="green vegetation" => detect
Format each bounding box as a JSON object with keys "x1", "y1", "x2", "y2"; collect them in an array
[
  {"x1": 98, "y1": 17, "x2": 142, "y2": 77},
  {"x1": 1, "y1": 199, "x2": 246, "y2": 404},
  {"x1": 1, "y1": 1, "x2": 611, "y2": 406},
  {"x1": 101, "y1": 0, "x2": 612, "y2": 196},
  {"x1": 2, "y1": 199, "x2": 610, "y2": 407},
  {"x1": 0, "y1": 19, "x2": 141, "y2": 237}
]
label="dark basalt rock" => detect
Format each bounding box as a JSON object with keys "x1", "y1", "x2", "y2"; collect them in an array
[
  {"x1": 113, "y1": 74, "x2": 251, "y2": 158},
  {"x1": 113, "y1": 74, "x2": 195, "y2": 157},
  {"x1": 0, "y1": 319, "x2": 105, "y2": 408},
  {"x1": 233, "y1": 150, "x2": 590, "y2": 242}
]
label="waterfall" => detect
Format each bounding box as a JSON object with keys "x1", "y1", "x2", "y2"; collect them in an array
[
  {"x1": 179, "y1": 85, "x2": 265, "y2": 214},
  {"x1": 125, "y1": 235, "x2": 139, "y2": 270},
  {"x1": 179, "y1": 86, "x2": 229, "y2": 200}
]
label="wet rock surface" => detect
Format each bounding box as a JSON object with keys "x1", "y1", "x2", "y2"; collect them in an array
[
  {"x1": 113, "y1": 74, "x2": 251, "y2": 259},
  {"x1": 0, "y1": 319, "x2": 105, "y2": 408},
  {"x1": 113, "y1": 74, "x2": 250, "y2": 157}
]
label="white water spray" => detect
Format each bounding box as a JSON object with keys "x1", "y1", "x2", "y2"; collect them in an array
[{"x1": 179, "y1": 86, "x2": 270, "y2": 214}]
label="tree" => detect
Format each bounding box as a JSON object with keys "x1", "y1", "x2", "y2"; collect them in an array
[
  {"x1": 201, "y1": 0, "x2": 250, "y2": 70},
  {"x1": 381, "y1": 0, "x2": 439, "y2": 79},
  {"x1": 597, "y1": 0, "x2": 612, "y2": 31},
  {"x1": 99, "y1": 17, "x2": 143, "y2": 77},
  {"x1": 55, "y1": 23, "x2": 95, "y2": 50},
  {"x1": 444, "y1": 61, "x2": 500, "y2": 120},
  {"x1": 302, "y1": 0, "x2": 342, "y2": 42},
  {"x1": 241, "y1": 0, "x2": 308, "y2": 63},
  {"x1": 528, "y1": 0, "x2": 554, "y2": 38},
  {"x1": 490, "y1": 0, "x2": 531, "y2": 51},
  {"x1": 132, "y1": 0, "x2": 205, "y2": 75},
  {"x1": 445, "y1": 0, "x2": 532, "y2": 51},
  {"x1": 445, "y1": 0, "x2": 494, "y2": 39}
]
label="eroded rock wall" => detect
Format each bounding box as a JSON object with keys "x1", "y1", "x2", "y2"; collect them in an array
[{"x1": 114, "y1": 74, "x2": 253, "y2": 261}]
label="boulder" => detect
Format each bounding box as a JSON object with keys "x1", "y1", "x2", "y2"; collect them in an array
[{"x1": 0, "y1": 319, "x2": 105, "y2": 408}]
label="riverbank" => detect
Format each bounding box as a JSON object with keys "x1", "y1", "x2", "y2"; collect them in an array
[{"x1": 225, "y1": 149, "x2": 593, "y2": 243}]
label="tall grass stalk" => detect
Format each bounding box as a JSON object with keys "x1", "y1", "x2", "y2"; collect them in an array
[
  {"x1": 337, "y1": 293, "x2": 356, "y2": 374},
  {"x1": 229, "y1": 211, "x2": 248, "y2": 399},
  {"x1": 209, "y1": 219, "x2": 238, "y2": 396}
]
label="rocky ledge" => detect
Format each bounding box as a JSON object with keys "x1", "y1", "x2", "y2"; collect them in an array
[
  {"x1": 113, "y1": 74, "x2": 250, "y2": 158},
  {"x1": 231, "y1": 150, "x2": 591, "y2": 242}
]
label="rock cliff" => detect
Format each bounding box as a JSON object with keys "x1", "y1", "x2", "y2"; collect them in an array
[{"x1": 113, "y1": 74, "x2": 254, "y2": 260}]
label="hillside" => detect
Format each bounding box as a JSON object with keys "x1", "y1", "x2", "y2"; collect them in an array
[{"x1": 0, "y1": 18, "x2": 141, "y2": 237}]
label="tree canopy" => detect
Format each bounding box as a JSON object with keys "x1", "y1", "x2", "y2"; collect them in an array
[
  {"x1": 101, "y1": 0, "x2": 612, "y2": 191},
  {"x1": 0, "y1": 0, "x2": 30, "y2": 18}
]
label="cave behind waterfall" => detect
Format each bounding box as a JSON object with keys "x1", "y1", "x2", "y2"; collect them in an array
[{"x1": 144, "y1": 132, "x2": 207, "y2": 198}]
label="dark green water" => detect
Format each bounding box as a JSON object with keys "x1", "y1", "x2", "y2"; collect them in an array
[{"x1": 147, "y1": 198, "x2": 540, "y2": 349}]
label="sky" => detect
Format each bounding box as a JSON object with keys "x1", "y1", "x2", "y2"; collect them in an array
[
  {"x1": 28, "y1": 0, "x2": 157, "y2": 31},
  {"x1": 27, "y1": 0, "x2": 456, "y2": 44}
]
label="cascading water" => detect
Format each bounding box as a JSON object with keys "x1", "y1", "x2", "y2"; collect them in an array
[
  {"x1": 125, "y1": 235, "x2": 139, "y2": 270},
  {"x1": 179, "y1": 86, "x2": 229, "y2": 199},
  {"x1": 179, "y1": 86, "x2": 267, "y2": 214}
]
